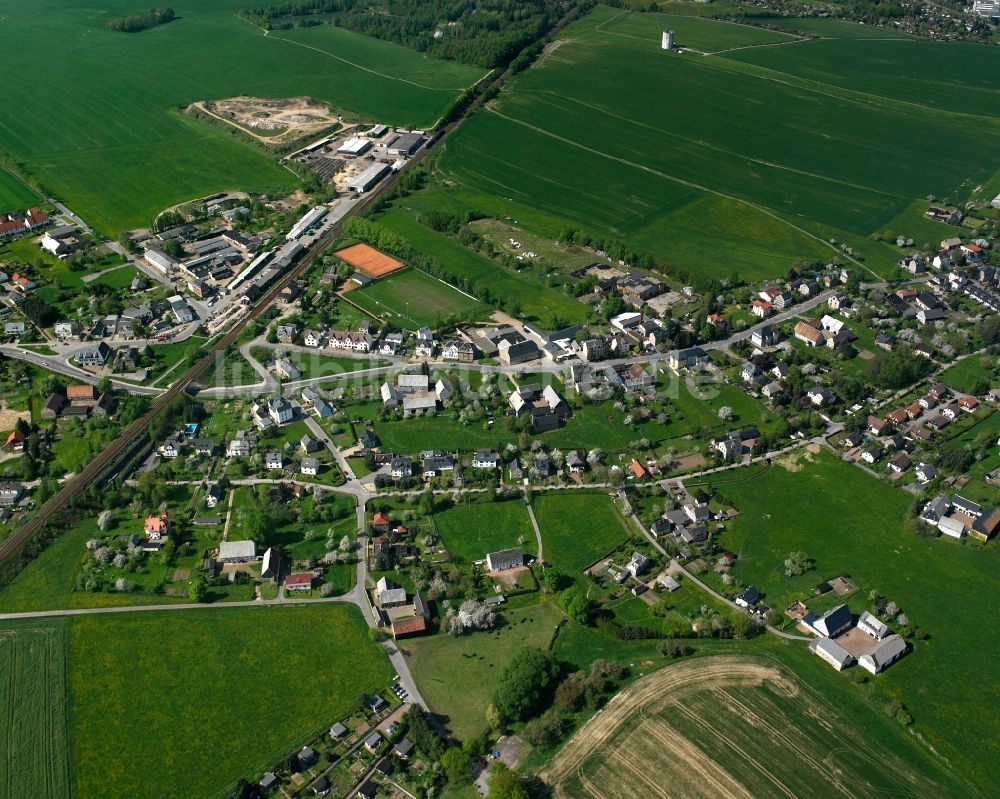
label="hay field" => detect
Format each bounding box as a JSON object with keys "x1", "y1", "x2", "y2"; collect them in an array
[
  {"x1": 0, "y1": 0, "x2": 484, "y2": 233},
  {"x1": 542, "y1": 655, "x2": 954, "y2": 799},
  {"x1": 439, "y1": 5, "x2": 1000, "y2": 279}
]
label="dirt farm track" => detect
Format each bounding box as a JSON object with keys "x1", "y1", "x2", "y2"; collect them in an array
[{"x1": 540, "y1": 655, "x2": 946, "y2": 799}]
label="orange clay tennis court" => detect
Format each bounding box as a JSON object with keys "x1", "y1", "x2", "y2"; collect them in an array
[{"x1": 334, "y1": 243, "x2": 406, "y2": 278}]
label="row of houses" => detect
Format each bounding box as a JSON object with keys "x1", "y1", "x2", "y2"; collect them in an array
[
  {"x1": 40, "y1": 384, "x2": 115, "y2": 419},
  {"x1": 0, "y1": 207, "x2": 49, "y2": 240},
  {"x1": 921, "y1": 494, "x2": 1000, "y2": 541}
]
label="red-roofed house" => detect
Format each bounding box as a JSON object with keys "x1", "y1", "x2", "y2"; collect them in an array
[
  {"x1": 372, "y1": 511, "x2": 391, "y2": 532},
  {"x1": 751, "y1": 299, "x2": 772, "y2": 318},
  {"x1": 0, "y1": 208, "x2": 49, "y2": 240},
  {"x1": 5, "y1": 430, "x2": 25, "y2": 453},
  {"x1": 144, "y1": 512, "x2": 169, "y2": 540},
  {"x1": 391, "y1": 616, "x2": 427, "y2": 638},
  {"x1": 629, "y1": 459, "x2": 648, "y2": 480},
  {"x1": 285, "y1": 573, "x2": 313, "y2": 591},
  {"x1": 958, "y1": 396, "x2": 979, "y2": 412},
  {"x1": 886, "y1": 408, "x2": 909, "y2": 426}
]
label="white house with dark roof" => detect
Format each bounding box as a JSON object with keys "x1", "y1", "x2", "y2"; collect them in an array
[
  {"x1": 486, "y1": 547, "x2": 523, "y2": 572},
  {"x1": 858, "y1": 634, "x2": 908, "y2": 674},
  {"x1": 471, "y1": 449, "x2": 498, "y2": 469},
  {"x1": 857, "y1": 611, "x2": 890, "y2": 641}
]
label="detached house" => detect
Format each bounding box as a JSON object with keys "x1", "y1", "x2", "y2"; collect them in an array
[
  {"x1": 144, "y1": 512, "x2": 169, "y2": 541},
  {"x1": 471, "y1": 450, "x2": 499, "y2": 469}
]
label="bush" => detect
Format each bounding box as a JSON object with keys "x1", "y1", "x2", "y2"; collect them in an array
[{"x1": 521, "y1": 708, "x2": 563, "y2": 747}]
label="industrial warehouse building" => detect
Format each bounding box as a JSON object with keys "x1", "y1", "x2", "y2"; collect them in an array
[
  {"x1": 347, "y1": 163, "x2": 391, "y2": 194},
  {"x1": 386, "y1": 131, "x2": 427, "y2": 157},
  {"x1": 337, "y1": 136, "x2": 372, "y2": 156}
]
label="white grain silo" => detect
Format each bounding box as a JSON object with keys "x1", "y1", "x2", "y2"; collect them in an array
[{"x1": 661, "y1": 29, "x2": 675, "y2": 50}]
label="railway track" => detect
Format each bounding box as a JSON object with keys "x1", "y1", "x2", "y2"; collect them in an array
[
  {"x1": 0, "y1": 140, "x2": 443, "y2": 562},
  {"x1": 0, "y1": 3, "x2": 581, "y2": 565}
]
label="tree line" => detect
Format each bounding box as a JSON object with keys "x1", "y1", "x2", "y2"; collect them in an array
[
  {"x1": 239, "y1": 0, "x2": 585, "y2": 68},
  {"x1": 106, "y1": 7, "x2": 176, "y2": 33}
]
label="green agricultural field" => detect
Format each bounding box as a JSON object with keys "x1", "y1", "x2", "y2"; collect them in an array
[
  {"x1": 68, "y1": 605, "x2": 392, "y2": 799},
  {"x1": 596, "y1": 9, "x2": 802, "y2": 52},
  {"x1": 532, "y1": 491, "x2": 632, "y2": 575},
  {"x1": 0, "y1": 621, "x2": 71, "y2": 799},
  {"x1": 345, "y1": 268, "x2": 486, "y2": 329},
  {"x1": 433, "y1": 498, "x2": 535, "y2": 563},
  {"x1": 403, "y1": 602, "x2": 564, "y2": 738},
  {"x1": 0, "y1": 168, "x2": 41, "y2": 214},
  {"x1": 438, "y1": 5, "x2": 1000, "y2": 280},
  {"x1": 0, "y1": 0, "x2": 484, "y2": 234},
  {"x1": 725, "y1": 36, "x2": 1000, "y2": 116},
  {"x1": 710, "y1": 448, "x2": 1000, "y2": 797}
]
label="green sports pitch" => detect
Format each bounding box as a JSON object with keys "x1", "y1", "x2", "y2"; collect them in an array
[
  {"x1": 345, "y1": 268, "x2": 486, "y2": 328},
  {"x1": 0, "y1": 0, "x2": 485, "y2": 234}
]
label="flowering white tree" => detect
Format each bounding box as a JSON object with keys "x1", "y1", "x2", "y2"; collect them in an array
[
  {"x1": 97, "y1": 510, "x2": 113, "y2": 531},
  {"x1": 718, "y1": 406, "x2": 733, "y2": 422},
  {"x1": 94, "y1": 547, "x2": 114, "y2": 564},
  {"x1": 113, "y1": 552, "x2": 128, "y2": 569},
  {"x1": 428, "y1": 574, "x2": 447, "y2": 599},
  {"x1": 340, "y1": 535, "x2": 352, "y2": 552},
  {"x1": 447, "y1": 600, "x2": 497, "y2": 636},
  {"x1": 587, "y1": 448, "x2": 605, "y2": 467},
  {"x1": 323, "y1": 550, "x2": 340, "y2": 564}
]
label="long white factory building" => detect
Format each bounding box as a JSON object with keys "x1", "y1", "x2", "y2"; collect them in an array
[{"x1": 286, "y1": 205, "x2": 328, "y2": 241}]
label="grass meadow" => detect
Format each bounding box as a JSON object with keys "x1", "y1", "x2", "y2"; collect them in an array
[
  {"x1": 708, "y1": 448, "x2": 999, "y2": 796},
  {"x1": 0, "y1": 620, "x2": 71, "y2": 799},
  {"x1": 403, "y1": 602, "x2": 564, "y2": 738},
  {"x1": 433, "y1": 498, "x2": 535, "y2": 563},
  {"x1": 0, "y1": 0, "x2": 484, "y2": 233},
  {"x1": 346, "y1": 268, "x2": 486, "y2": 328},
  {"x1": 940, "y1": 354, "x2": 997, "y2": 394},
  {"x1": 438, "y1": 4, "x2": 1000, "y2": 279},
  {"x1": 68, "y1": 605, "x2": 392, "y2": 799},
  {"x1": 532, "y1": 491, "x2": 633, "y2": 575}
]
